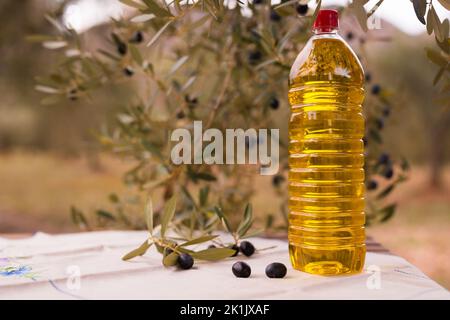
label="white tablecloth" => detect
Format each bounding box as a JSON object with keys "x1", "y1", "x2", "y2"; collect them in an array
[{"x1": 0, "y1": 231, "x2": 448, "y2": 300}]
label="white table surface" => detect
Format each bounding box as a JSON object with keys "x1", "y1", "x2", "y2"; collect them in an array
[{"x1": 0, "y1": 231, "x2": 448, "y2": 300}]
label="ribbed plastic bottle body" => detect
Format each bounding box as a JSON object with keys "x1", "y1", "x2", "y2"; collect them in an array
[{"x1": 288, "y1": 32, "x2": 366, "y2": 275}]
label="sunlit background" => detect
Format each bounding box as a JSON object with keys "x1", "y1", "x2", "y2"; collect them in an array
[{"x1": 0, "y1": 0, "x2": 449, "y2": 289}]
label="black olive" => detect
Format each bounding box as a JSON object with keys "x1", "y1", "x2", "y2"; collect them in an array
[
  {"x1": 248, "y1": 50, "x2": 262, "y2": 65},
  {"x1": 123, "y1": 67, "x2": 134, "y2": 77},
  {"x1": 230, "y1": 244, "x2": 239, "y2": 257},
  {"x1": 176, "y1": 110, "x2": 185, "y2": 119},
  {"x1": 371, "y1": 84, "x2": 381, "y2": 95},
  {"x1": 375, "y1": 118, "x2": 384, "y2": 130},
  {"x1": 272, "y1": 174, "x2": 285, "y2": 187},
  {"x1": 296, "y1": 4, "x2": 309, "y2": 16},
  {"x1": 269, "y1": 97, "x2": 279, "y2": 110},
  {"x1": 177, "y1": 253, "x2": 194, "y2": 270},
  {"x1": 232, "y1": 261, "x2": 251, "y2": 278},
  {"x1": 270, "y1": 10, "x2": 281, "y2": 22},
  {"x1": 384, "y1": 167, "x2": 394, "y2": 179},
  {"x1": 129, "y1": 31, "x2": 144, "y2": 44},
  {"x1": 239, "y1": 241, "x2": 255, "y2": 257},
  {"x1": 378, "y1": 153, "x2": 390, "y2": 165},
  {"x1": 366, "y1": 180, "x2": 378, "y2": 190},
  {"x1": 265, "y1": 263, "x2": 287, "y2": 278}
]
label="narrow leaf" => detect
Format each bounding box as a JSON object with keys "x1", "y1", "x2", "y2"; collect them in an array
[
  {"x1": 433, "y1": 67, "x2": 446, "y2": 86},
  {"x1": 147, "y1": 20, "x2": 173, "y2": 47},
  {"x1": 430, "y1": 7, "x2": 446, "y2": 42},
  {"x1": 131, "y1": 14, "x2": 156, "y2": 23},
  {"x1": 237, "y1": 203, "x2": 253, "y2": 238},
  {"x1": 161, "y1": 194, "x2": 177, "y2": 237},
  {"x1": 169, "y1": 56, "x2": 189, "y2": 75},
  {"x1": 199, "y1": 186, "x2": 209, "y2": 207},
  {"x1": 70, "y1": 206, "x2": 89, "y2": 229},
  {"x1": 145, "y1": 196, "x2": 154, "y2": 234},
  {"x1": 163, "y1": 251, "x2": 179, "y2": 267},
  {"x1": 349, "y1": 1, "x2": 368, "y2": 32},
  {"x1": 142, "y1": 0, "x2": 173, "y2": 17},
  {"x1": 376, "y1": 184, "x2": 395, "y2": 200},
  {"x1": 190, "y1": 248, "x2": 236, "y2": 261},
  {"x1": 425, "y1": 48, "x2": 449, "y2": 67},
  {"x1": 240, "y1": 228, "x2": 265, "y2": 239},
  {"x1": 213, "y1": 206, "x2": 232, "y2": 233},
  {"x1": 96, "y1": 209, "x2": 116, "y2": 221},
  {"x1": 119, "y1": 0, "x2": 148, "y2": 10},
  {"x1": 437, "y1": 0, "x2": 450, "y2": 10},
  {"x1": 122, "y1": 240, "x2": 152, "y2": 261},
  {"x1": 411, "y1": 0, "x2": 427, "y2": 25},
  {"x1": 42, "y1": 41, "x2": 67, "y2": 49},
  {"x1": 426, "y1": 7, "x2": 434, "y2": 35},
  {"x1": 129, "y1": 44, "x2": 143, "y2": 66},
  {"x1": 180, "y1": 235, "x2": 218, "y2": 247},
  {"x1": 35, "y1": 85, "x2": 61, "y2": 94},
  {"x1": 379, "y1": 204, "x2": 397, "y2": 222}
]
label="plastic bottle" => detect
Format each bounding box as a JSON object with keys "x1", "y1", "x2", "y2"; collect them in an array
[{"x1": 288, "y1": 9, "x2": 366, "y2": 275}]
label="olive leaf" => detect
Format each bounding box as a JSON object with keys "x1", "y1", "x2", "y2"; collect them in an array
[
  {"x1": 160, "y1": 194, "x2": 178, "y2": 237},
  {"x1": 240, "y1": 228, "x2": 265, "y2": 239},
  {"x1": 96, "y1": 209, "x2": 116, "y2": 221},
  {"x1": 109, "y1": 193, "x2": 120, "y2": 203},
  {"x1": 141, "y1": 0, "x2": 173, "y2": 17},
  {"x1": 187, "y1": 169, "x2": 217, "y2": 183},
  {"x1": 367, "y1": 0, "x2": 384, "y2": 18},
  {"x1": 274, "y1": 0, "x2": 298, "y2": 10},
  {"x1": 145, "y1": 196, "x2": 154, "y2": 235},
  {"x1": 425, "y1": 47, "x2": 449, "y2": 67},
  {"x1": 131, "y1": 14, "x2": 156, "y2": 23},
  {"x1": 163, "y1": 251, "x2": 179, "y2": 267},
  {"x1": 70, "y1": 206, "x2": 89, "y2": 229},
  {"x1": 147, "y1": 20, "x2": 173, "y2": 47},
  {"x1": 119, "y1": 0, "x2": 148, "y2": 10},
  {"x1": 437, "y1": 0, "x2": 450, "y2": 10},
  {"x1": 379, "y1": 204, "x2": 397, "y2": 222},
  {"x1": 190, "y1": 247, "x2": 236, "y2": 261},
  {"x1": 349, "y1": 0, "x2": 368, "y2": 32},
  {"x1": 26, "y1": 34, "x2": 60, "y2": 42},
  {"x1": 433, "y1": 67, "x2": 446, "y2": 85},
  {"x1": 427, "y1": 6, "x2": 447, "y2": 42},
  {"x1": 169, "y1": 55, "x2": 189, "y2": 75},
  {"x1": 412, "y1": 0, "x2": 427, "y2": 25},
  {"x1": 122, "y1": 240, "x2": 153, "y2": 261},
  {"x1": 312, "y1": 0, "x2": 322, "y2": 21},
  {"x1": 376, "y1": 184, "x2": 395, "y2": 200},
  {"x1": 199, "y1": 186, "x2": 210, "y2": 207},
  {"x1": 213, "y1": 206, "x2": 232, "y2": 233},
  {"x1": 180, "y1": 235, "x2": 218, "y2": 247},
  {"x1": 129, "y1": 44, "x2": 143, "y2": 66},
  {"x1": 237, "y1": 203, "x2": 253, "y2": 238}
]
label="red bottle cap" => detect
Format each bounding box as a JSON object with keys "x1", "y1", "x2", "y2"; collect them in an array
[{"x1": 313, "y1": 9, "x2": 339, "y2": 32}]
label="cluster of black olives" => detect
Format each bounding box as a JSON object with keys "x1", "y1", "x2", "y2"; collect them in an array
[
  {"x1": 228, "y1": 241, "x2": 287, "y2": 279},
  {"x1": 111, "y1": 31, "x2": 144, "y2": 77},
  {"x1": 232, "y1": 261, "x2": 287, "y2": 279}
]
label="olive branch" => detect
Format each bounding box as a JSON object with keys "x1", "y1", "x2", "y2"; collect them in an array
[{"x1": 122, "y1": 195, "x2": 261, "y2": 266}]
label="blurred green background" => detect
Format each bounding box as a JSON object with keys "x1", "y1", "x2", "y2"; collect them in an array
[{"x1": 0, "y1": 0, "x2": 449, "y2": 288}]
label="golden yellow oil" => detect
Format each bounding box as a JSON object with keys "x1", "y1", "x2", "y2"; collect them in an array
[{"x1": 288, "y1": 32, "x2": 366, "y2": 275}]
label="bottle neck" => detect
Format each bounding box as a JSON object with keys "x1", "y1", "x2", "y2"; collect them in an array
[{"x1": 313, "y1": 28, "x2": 338, "y2": 35}]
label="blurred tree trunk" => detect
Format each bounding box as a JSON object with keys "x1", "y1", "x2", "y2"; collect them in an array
[{"x1": 429, "y1": 112, "x2": 450, "y2": 188}]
